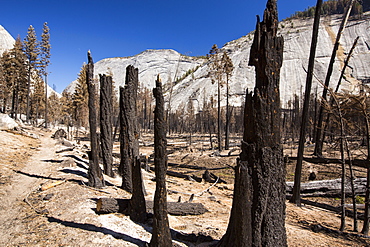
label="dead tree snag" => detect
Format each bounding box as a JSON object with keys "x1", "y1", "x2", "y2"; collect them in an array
[
  {"x1": 217, "y1": 1, "x2": 286, "y2": 246},
  {"x1": 86, "y1": 51, "x2": 105, "y2": 188},
  {"x1": 100, "y1": 74, "x2": 114, "y2": 177},
  {"x1": 150, "y1": 75, "x2": 172, "y2": 246},
  {"x1": 118, "y1": 65, "x2": 146, "y2": 222},
  {"x1": 119, "y1": 86, "x2": 132, "y2": 192},
  {"x1": 290, "y1": 0, "x2": 323, "y2": 206}
]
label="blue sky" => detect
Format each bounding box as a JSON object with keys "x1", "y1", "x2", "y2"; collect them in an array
[{"x1": 2, "y1": 0, "x2": 319, "y2": 93}]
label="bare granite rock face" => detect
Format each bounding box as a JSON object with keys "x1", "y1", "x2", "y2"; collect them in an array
[
  {"x1": 0, "y1": 25, "x2": 15, "y2": 56},
  {"x1": 62, "y1": 12, "x2": 370, "y2": 111}
]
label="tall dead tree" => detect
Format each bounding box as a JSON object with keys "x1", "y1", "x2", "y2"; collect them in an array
[
  {"x1": 217, "y1": 0, "x2": 286, "y2": 246},
  {"x1": 119, "y1": 86, "x2": 132, "y2": 192},
  {"x1": 290, "y1": 0, "x2": 323, "y2": 206},
  {"x1": 150, "y1": 75, "x2": 172, "y2": 246},
  {"x1": 223, "y1": 52, "x2": 234, "y2": 150},
  {"x1": 100, "y1": 74, "x2": 114, "y2": 177},
  {"x1": 86, "y1": 51, "x2": 105, "y2": 188},
  {"x1": 119, "y1": 65, "x2": 146, "y2": 222},
  {"x1": 314, "y1": 0, "x2": 355, "y2": 157}
]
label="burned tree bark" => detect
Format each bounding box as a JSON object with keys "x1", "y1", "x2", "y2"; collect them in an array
[
  {"x1": 217, "y1": 1, "x2": 286, "y2": 246},
  {"x1": 130, "y1": 156, "x2": 147, "y2": 223},
  {"x1": 290, "y1": 0, "x2": 323, "y2": 206},
  {"x1": 313, "y1": 0, "x2": 355, "y2": 157},
  {"x1": 150, "y1": 75, "x2": 172, "y2": 247},
  {"x1": 100, "y1": 74, "x2": 114, "y2": 177},
  {"x1": 86, "y1": 51, "x2": 105, "y2": 188},
  {"x1": 119, "y1": 86, "x2": 132, "y2": 192},
  {"x1": 118, "y1": 65, "x2": 146, "y2": 222}
]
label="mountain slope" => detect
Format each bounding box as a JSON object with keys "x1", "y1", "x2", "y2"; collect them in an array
[
  {"x1": 170, "y1": 13, "x2": 370, "y2": 111},
  {"x1": 64, "y1": 13, "x2": 370, "y2": 111},
  {"x1": 0, "y1": 25, "x2": 15, "y2": 56}
]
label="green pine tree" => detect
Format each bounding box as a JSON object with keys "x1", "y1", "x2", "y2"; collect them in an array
[
  {"x1": 31, "y1": 74, "x2": 45, "y2": 120},
  {"x1": 2, "y1": 37, "x2": 28, "y2": 119},
  {"x1": 40, "y1": 22, "x2": 51, "y2": 127},
  {"x1": 23, "y1": 25, "x2": 39, "y2": 122},
  {"x1": 73, "y1": 64, "x2": 89, "y2": 129}
]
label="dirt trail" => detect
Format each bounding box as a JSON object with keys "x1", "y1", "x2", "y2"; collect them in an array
[{"x1": 0, "y1": 131, "x2": 56, "y2": 246}]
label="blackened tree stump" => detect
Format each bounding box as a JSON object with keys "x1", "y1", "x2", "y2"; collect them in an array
[
  {"x1": 217, "y1": 1, "x2": 286, "y2": 246},
  {"x1": 99, "y1": 74, "x2": 114, "y2": 177},
  {"x1": 118, "y1": 65, "x2": 146, "y2": 223},
  {"x1": 150, "y1": 75, "x2": 172, "y2": 246},
  {"x1": 86, "y1": 51, "x2": 104, "y2": 188}
]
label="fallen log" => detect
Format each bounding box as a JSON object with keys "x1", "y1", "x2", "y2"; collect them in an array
[
  {"x1": 286, "y1": 178, "x2": 367, "y2": 197},
  {"x1": 40, "y1": 180, "x2": 66, "y2": 191},
  {"x1": 310, "y1": 223, "x2": 370, "y2": 239},
  {"x1": 149, "y1": 166, "x2": 202, "y2": 182},
  {"x1": 56, "y1": 147, "x2": 75, "y2": 153},
  {"x1": 147, "y1": 201, "x2": 208, "y2": 216},
  {"x1": 286, "y1": 195, "x2": 364, "y2": 220},
  {"x1": 96, "y1": 198, "x2": 208, "y2": 216},
  {"x1": 167, "y1": 162, "x2": 230, "y2": 171},
  {"x1": 290, "y1": 156, "x2": 370, "y2": 169},
  {"x1": 96, "y1": 198, "x2": 130, "y2": 214}
]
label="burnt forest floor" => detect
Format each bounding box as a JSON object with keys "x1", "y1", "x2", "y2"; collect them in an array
[{"x1": 0, "y1": 127, "x2": 370, "y2": 246}]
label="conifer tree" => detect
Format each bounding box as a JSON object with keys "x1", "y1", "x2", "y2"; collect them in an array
[
  {"x1": 47, "y1": 91, "x2": 61, "y2": 125},
  {"x1": 23, "y1": 25, "x2": 39, "y2": 122},
  {"x1": 208, "y1": 44, "x2": 223, "y2": 151},
  {"x1": 73, "y1": 64, "x2": 89, "y2": 129},
  {"x1": 0, "y1": 51, "x2": 12, "y2": 114},
  {"x1": 3, "y1": 37, "x2": 28, "y2": 119},
  {"x1": 32, "y1": 75, "x2": 45, "y2": 120},
  {"x1": 60, "y1": 92, "x2": 74, "y2": 126},
  {"x1": 40, "y1": 22, "x2": 51, "y2": 128}
]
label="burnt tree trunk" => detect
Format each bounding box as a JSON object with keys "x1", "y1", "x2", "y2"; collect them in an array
[
  {"x1": 362, "y1": 115, "x2": 370, "y2": 235},
  {"x1": 313, "y1": 0, "x2": 355, "y2": 157},
  {"x1": 217, "y1": 81, "x2": 222, "y2": 151},
  {"x1": 86, "y1": 51, "x2": 105, "y2": 188},
  {"x1": 119, "y1": 86, "x2": 132, "y2": 192},
  {"x1": 290, "y1": 0, "x2": 323, "y2": 206},
  {"x1": 130, "y1": 156, "x2": 147, "y2": 222},
  {"x1": 217, "y1": 1, "x2": 286, "y2": 246},
  {"x1": 118, "y1": 65, "x2": 147, "y2": 222},
  {"x1": 150, "y1": 75, "x2": 172, "y2": 246},
  {"x1": 225, "y1": 75, "x2": 230, "y2": 150},
  {"x1": 100, "y1": 74, "x2": 114, "y2": 177}
]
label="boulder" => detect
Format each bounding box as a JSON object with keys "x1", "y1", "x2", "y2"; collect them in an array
[{"x1": 0, "y1": 114, "x2": 18, "y2": 130}]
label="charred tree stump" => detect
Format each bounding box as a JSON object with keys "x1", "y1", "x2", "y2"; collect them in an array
[
  {"x1": 119, "y1": 86, "x2": 132, "y2": 192},
  {"x1": 100, "y1": 74, "x2": 114, "y2": 177},
  {"x1": 217, "y1": 1, "x2": 286, "y2": 246},
  {"x1": 118, "y1": 65, "x2": 147, "y2": 222},
  {"x1": 96, "y1": 198, "x2": 130, "y2": 214},
  {"x1": 130, "y1": 157, "x2": 147, "y2": 222},
  {"x1": 86, "y1": 51, "x2": 105, "y2": 188},
  {"x1": 150, "y1": 75, "x2": 172, "y2": 247}
]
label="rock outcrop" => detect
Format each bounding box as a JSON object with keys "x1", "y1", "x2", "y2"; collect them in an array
[
  {"x1": 0, "y1": 25, "x2": 15, "y2": 56},
  {"x1": 64, "y1": 12, "x2": 370, "y2": 111}
]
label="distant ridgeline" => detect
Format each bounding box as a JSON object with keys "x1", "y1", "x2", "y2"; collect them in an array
[{"x1": 289, "y1": 0, "x2": 370, "y2": 19}]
